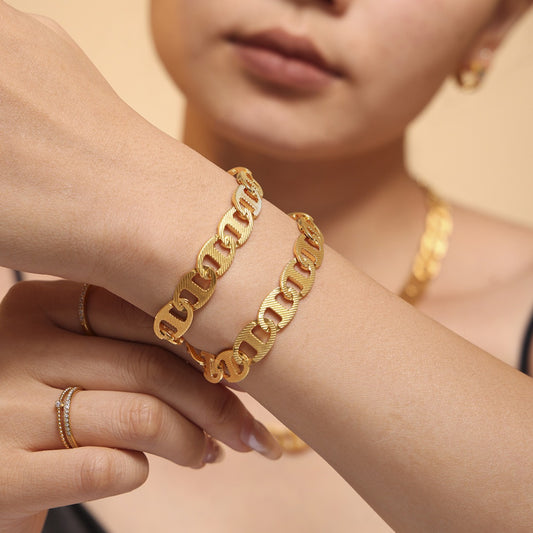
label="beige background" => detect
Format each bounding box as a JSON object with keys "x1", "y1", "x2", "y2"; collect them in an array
[{"x1": 9, "y1": 1, "x2": 533, "y2": 226}]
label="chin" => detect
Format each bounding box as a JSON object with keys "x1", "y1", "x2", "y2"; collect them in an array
[
  {"x1": 183, "y1": 69, "x2": 409, "y2": 161},
  {"x1": 223, "y1": 123, "x2": 347, "y2": 160},
  {"x1": 195, "y1": 99, "x2": 367, "y2": 161},
  {"x1": 209, "y1": 108, "x2": 399, "y2": 162}
]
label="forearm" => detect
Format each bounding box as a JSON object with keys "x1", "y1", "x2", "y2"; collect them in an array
[
  {"x1": 94, "y1": 134, "x2": 533, "y2": 532},
  {"x1": 5, "y1": 8, "x2": 530, "y2": 530}
]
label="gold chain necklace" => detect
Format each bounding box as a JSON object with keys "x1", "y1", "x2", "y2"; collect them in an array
[
  {"x1": 270, "y1": 185, "x2": 453, "y2": 453},
  {"x1": 399, "y1": 187, "x2": 453, "y2": 304}
]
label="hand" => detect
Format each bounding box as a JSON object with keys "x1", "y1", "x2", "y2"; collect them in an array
[
  {"x1": 0, "y1": 280, "x2": 281, "y2": 533},
  {"x1": 0, "y1": 3, "x2": 176, "y2": 283}
]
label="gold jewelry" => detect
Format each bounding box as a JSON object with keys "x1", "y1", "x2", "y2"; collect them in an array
[
  {"x1": 456, "y1": 48, "x2": 492, "y2": 91},
  {"x1": 268, "y1": 426, "x2": 308, "y2": 454},
  {"x1": 153, "y1": 167, "x2": 263, "y2": 345},
  {"x1": 274, "y1": 186, "x2": 452, "y2": 452},
  {"x1": 78, "y1": 283, "x2": 94, "y2": 335},
  {"x1": 55, "y1": 386, "x2": 83, "y2": 449},
  {"x1": 400, "y1": 187, "x2": 452, "y2": 304},
  {"x1": 185, "y1": 212, "x2": 324, "y2": 383}
]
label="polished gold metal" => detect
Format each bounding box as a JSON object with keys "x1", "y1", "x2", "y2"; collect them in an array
[
  {"x1": 272, "y1": 188, "x2": 451, "y2": 454},
  {"x1": 400, "y1": 187, "x2": 453, "y2": 304},
  {"x1": 257, "y1": 288, "x2": 300, "y2": 332},
  {"x1": 186, "y1": 344, "x2": 250, "y2": 383},
  {"x1": 56, "y1": 387, "x2": 72, "y2": 449},
  {"x1": 280, "y1": 258, "x2": 316, "y2": 298},
  {"x1": 218, "y1": 208, "x2": 254, "y2": 247},
  {"x1": 229, "y1": 166, "x2": 264, "y2": 197},
  {"x1": 63, "y1": 386, "x2": 82, "y2": 448},
  {"x1": 56, "y1": 386, "x2": 83, "y2": 449},
  {"x1": 196, "y1": 235, "x2": 237, "y2": 278},
  {"x1": 78, "y1": 283, "x2": 94, "y2": 336},
  {"x1": 456, "y1": 62, "x2": 486, "y2": 90},
  {"x1": 268, "y1": 426, "x2": 308, "y2": 454},
  {"x1": 154, "y1": 167, "x2": 263, "y2": 345},
  {"x1": 456, "y1": 49, "x2": 491, "y2": 91},
  {"x1": 185, "y1": 212, "x2": 324, "y2": 383},
  {"x1": 173, "y1": 269, "x2": 217, "y2": 311},
  {"x1": 233, "y1": 319, "x2": 278, "y2": 364}
]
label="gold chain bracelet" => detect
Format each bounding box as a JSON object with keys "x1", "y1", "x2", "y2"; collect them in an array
[
  {"x1": 153, "y1": 167, "x2": 263, "y2": 345},
  {"x1": 184, "y1": 212, "x2": 324, "y2": 383}
]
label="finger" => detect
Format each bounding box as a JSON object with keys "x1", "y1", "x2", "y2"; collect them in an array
[
  {"x1": 28, "y1": 388, "x2": 219, "y2": 468},
  {"x1": 6, "y1": 281, "x2": 282, "y2": 458},
  {"x1": 50, "y1": 280, "x2": 167, "y2": 348},
  {"x1": 1, "y1": 448, "x2": 148, "y2": 515},
  {"x1": 35, "y1": 335, "x2": 262, "y2": 455}
]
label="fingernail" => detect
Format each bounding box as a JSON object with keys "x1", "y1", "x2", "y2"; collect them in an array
[
  {"x1": 241, "y1": 419, "x2": 283, "y2": 460},
  {"x1": 203, "y1": 437, "x2": 224, "y2": 464}
]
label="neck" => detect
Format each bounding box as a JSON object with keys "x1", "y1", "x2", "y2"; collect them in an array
[
  {"x1": 183, "y1": 105, "x2": 410, "y2": 216},
  {"x1": 182, "y1": 104, "x2": 427, "y2": 293}
]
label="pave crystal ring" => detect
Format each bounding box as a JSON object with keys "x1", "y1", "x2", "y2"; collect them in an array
[
  {"x1": 78, "y1": 283, "x2": 94, "y2": 336},
  {"x1": 56, "y1": 386, "x2": 83, "y2": 449}
]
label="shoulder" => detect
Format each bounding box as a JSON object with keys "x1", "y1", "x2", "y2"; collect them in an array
[
  {"x1": 420, "y1": 205, "x2": 533, "y2": 368},
  {"x1": 442, "y1": 205, "x2": 533, "y2": 293}
]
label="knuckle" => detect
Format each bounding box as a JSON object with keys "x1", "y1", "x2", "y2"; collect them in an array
[
  {"x1": 0, "y1": 281, "x2": 47, "y2": 331},
  {"x1": 117, "y1": 395, "x2": 166, "y2": 443},
  {"x1": 202, "y1": 389, "x2": 242, "y2": 429},
  {"x1": 173, "y1": 431, "x2": 206, "y2": 468},
  {"x1": 77, "y1": 451, "x2": 117, "y2": 496},
  {"x1": 123, "y1": 344, "x2": 172, "y2": 390},
  {"x1": 115, "y1": 297, "x2": 152, "y2": 335},
  {"x1": 181, "y1": 444, "x2": 205, "y2": 469},
  {"x1": 0, "y1": 281, "x2": 36, "y2": 312}
]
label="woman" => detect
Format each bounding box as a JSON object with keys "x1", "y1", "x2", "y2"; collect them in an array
[{"x1": 0, "y1": 1, "x2": 532, "y2": 532}]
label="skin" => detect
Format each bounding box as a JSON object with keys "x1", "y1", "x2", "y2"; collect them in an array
[
  {"x1": 151, "y1": 0, "x2": 499, "y2": 158},
  {"x1": 149, "y1": 0, "x2": 533, "y2": 364},
  {"x1": 0, "y1": 0, "x2": 532, "y2": 531}
]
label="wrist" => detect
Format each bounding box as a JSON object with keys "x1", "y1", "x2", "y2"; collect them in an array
[{"x1": 93, "y1": 129, "x2": 250, "y2": 315}]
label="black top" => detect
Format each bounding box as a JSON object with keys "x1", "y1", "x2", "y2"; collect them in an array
[{"x1": 519, "y1": 309, "x2": 533, "y2": 375}]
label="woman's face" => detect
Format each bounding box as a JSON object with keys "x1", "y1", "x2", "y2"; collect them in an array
[{"x1": 151, "y1": 0, "x2": 498, "y2": 159}]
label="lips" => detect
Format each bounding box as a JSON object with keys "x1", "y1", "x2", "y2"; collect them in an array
[{"x1": 229, "y1": 29, "x2": 342, "y2": 91}]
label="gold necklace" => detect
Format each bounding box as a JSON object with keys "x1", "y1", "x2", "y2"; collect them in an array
[
  {"x1": 270, "y1": 185, "x2": 453, "y2": 453},
  {"x1": 399, "y1": 187, "x2": 453, "y2": 304}
]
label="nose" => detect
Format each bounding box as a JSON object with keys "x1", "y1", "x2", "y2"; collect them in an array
[
  {"x1": 324, "y1": 0, "x2": 350, "y2": 14},
  {"x1": 289, "y1": 0, "x2": 350, "y2": 15}
]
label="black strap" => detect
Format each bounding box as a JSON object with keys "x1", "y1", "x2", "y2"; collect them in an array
[
  {"x1": 13, "y1": 270, "x2": 23, "y2": 283},
  {"x1": 519, "y1": 309, "x2": 533, "y2": 375}
]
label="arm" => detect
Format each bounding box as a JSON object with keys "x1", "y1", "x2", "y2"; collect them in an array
[
  {"x1": 100, "y1": 184, "x2": 533, "y2": 532},
  {"x1": 1, "y1": 6, "x2": 532, "y2": 531},
  {"x1": 0, "y1": 280, "x2": 280, "y2": 533}
]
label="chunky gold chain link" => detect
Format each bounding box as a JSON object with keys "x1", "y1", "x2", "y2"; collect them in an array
[
  {"x1": 153, "y1": 167, "x2": 263, "y2": 345},
  {"x1": 400, "y1": 187, "x2": 453, "y2": 304},
  {"x1": 185, "y1": 212, "x2": 324, "y2": 383}
]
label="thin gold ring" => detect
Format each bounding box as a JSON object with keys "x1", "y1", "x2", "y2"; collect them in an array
[
  {"x1": 78, "y1": 283, "x2": 94, "y2": 335},
  {"x1": 55, "y1": 386, "x2": 83, "y2": 449}
]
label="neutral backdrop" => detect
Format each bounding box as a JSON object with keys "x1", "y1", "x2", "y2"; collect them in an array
[{"x1": 8, "y1": 1, "x2": 533, "y2": 226}]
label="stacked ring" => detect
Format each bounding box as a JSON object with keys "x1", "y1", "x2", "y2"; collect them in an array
[{"x1": 55, "y1": 386, "x2": 83, "y2": 449}]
